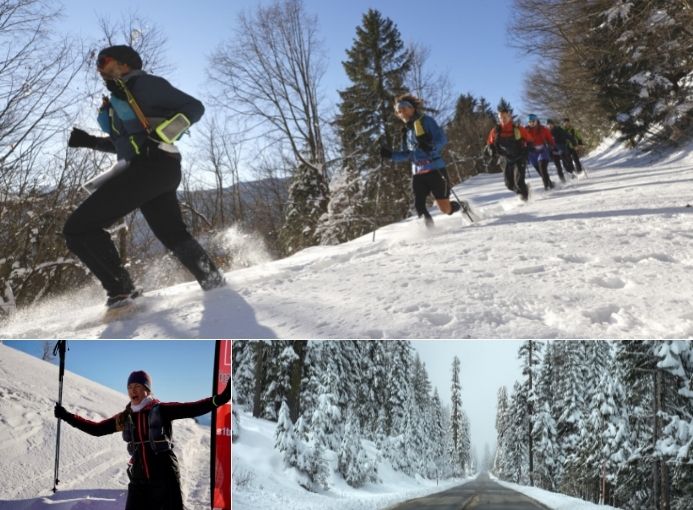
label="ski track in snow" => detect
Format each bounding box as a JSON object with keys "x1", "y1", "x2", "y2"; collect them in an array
[
  {"x1": 1, "y1": 137, "x2": 692, "y2": 339},
  {"x1": 0, "y1": 346, "x2": 212, "y2": 509}
]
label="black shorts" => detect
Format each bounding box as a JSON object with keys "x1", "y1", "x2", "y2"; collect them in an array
[{"x1": 412, "y1": 168, "x2": 450, "y2": 200}]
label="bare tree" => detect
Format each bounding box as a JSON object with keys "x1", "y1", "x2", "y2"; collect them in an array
[
  {"x1": 208, "y1": 0, "x2": 327, "y2": 174},
  {"x1": 0, "y1": 1, "x2": 96, "y2": 318},
  {"x1": 406, "y1": 42, "x2": 455, "y2": 124}
]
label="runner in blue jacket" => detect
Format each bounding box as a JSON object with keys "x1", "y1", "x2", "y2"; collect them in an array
[{"x1": 380, "y1": 94, "x2": 461, "y2": 228}]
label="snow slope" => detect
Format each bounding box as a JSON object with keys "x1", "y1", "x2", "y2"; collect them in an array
[
  {"x1": 2, "y1": 137, "x2": 692, "y2": 339},
  {"x1": 232, "y1": 411, "x2": 467, "y2": 510},
  {"x1": 0, "y1": 344, "x2": 211, "y2": 509}
]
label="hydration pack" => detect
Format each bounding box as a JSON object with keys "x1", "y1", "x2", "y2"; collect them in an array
[{"x1": 122, "y1": 403, "x2": 174, "y2": 456}]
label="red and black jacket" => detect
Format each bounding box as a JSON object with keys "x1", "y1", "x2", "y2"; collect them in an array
[{"x1": 61, "y1": 396, "x2": 218, "y2": 482}]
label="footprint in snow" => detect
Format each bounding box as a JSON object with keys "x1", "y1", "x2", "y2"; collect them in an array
[
  {"x1": 511, "y1": 265, "x2": 546, "y2": 275},
  {"x1": 420, "y1": 312, "x2": 453, "y2": 326},
  {"x1": 589, "y1": 276, "x2": 627, "y2": 289},
  {"x1": 583, "y1": 304, "x2": 621, "y2": 324}
]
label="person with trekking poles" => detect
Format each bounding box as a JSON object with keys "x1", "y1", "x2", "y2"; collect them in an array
[
  {"x1": 562, "y1": 117, "x2": 586, "y2": 175},
  {"x1": 524, "y1": 114, "x2": 557, "y2": 191},
  {"x1": 53, "y1": 370, "x2": 231, "y2": 510},
  {"x1": 63, "y1": 45, "x2": 224, "y2": 312},
  {"x1": 379, "y1": 94, "x2": 464, "y2": 228},
  {"x1": 486, "y1": 107, "x2": 531, "y2": 201},
  {"x1": 546, "y1": 118, "x2": 577, "y2": 182}
]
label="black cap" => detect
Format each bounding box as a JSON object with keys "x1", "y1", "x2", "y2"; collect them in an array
[
  {"x1": 98, "y1": 45, "x2": 142, "y2": 70},
  {"x1": 546, "y1": 118, "x2": 554, "y2": 124}
]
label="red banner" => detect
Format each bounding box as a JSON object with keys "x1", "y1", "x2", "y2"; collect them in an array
[{"x1": 212, "y1": 340, "x2": 231, "y2": 510}]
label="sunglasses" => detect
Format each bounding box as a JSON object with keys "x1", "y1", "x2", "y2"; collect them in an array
[{"x1": 96, "y1": 55, "x2": 114, "y2": 69}]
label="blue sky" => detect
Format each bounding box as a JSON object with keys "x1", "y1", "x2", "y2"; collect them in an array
[
  {"x1": 58, "y1": 0, "x2": 531, "y2": 119},
  {"x1": 4, "y1": 341, "x2": 220, "y2": 403}
]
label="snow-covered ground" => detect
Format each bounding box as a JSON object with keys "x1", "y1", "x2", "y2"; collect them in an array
[
  {"x1": 2, "y1": 136, "x2": 692, "y2": 339},
  {"x1": 492, "y1": 476, "x2": 619, "y2": 510},
  {"x1": 233, "y1": 412, "x2": 621, "y2": 510},
  {"x1": 232, "y1": 411, "x2": 467, "y2": 510},
  {"x1": 0, "y1": 345, "x2": 211, "y2": 509}
]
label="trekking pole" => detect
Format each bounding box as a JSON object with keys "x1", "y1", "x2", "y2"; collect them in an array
[
  {"x1": 442, "y1": 173, "x2": 475, "y2": 222},
  {"x1": 372, "y1": 162, "x2": 383, "y2": 242},
  {"x1": 52, "y1": 340, "x2": 67, "y2": 493}
]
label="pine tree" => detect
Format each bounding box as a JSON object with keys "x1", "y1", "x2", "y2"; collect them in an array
[
  {"x1": 310, "y1": 370, "x2": 342, "y2": 451},
  {"x1": 279, "y1": 161, "x2": 330, "y2": 255},
  {"x1": 315, "y1": 163, "x2": 368, "y2": 244},
  {"x1": 449, "y1": 355, "x2": 465, "y2": 476},
  {"x1": 445, "y1": 93, "x2": 497, "y2": 179},
  {"x1": 493, "y1": 385, "x2": 511, "y2": 478},
  {"x1": 655, "y1": 340, "x2": 693, "y2": 509},
  {"x1": 338, "y1": 410, "x2": 377, "y2": 487},
  {"x1": 324, "y1": 9, "x2": 412, "y2": 242},
  {"x1": 275, "y1": 400, "x2": 298, "y2": 467}
]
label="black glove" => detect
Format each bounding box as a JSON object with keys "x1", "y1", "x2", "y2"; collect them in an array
[
  {"x1": 215, "y1": 379, "x2": 231, "y2": 407},
  {"x1": 418, "y1": 140, "x2": 433, "y2": 153},
  {"x1": 379, "y1": 146, "x2": 393, "y2": 159},
  {"x1": 68, "y1": 128, "x2": 97, "y2": 149},
  {"x1": 54, "y1": 403, "x2": 70, "y2": 421}
]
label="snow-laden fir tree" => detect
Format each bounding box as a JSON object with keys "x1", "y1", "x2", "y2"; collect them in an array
[
  {"x1": 385, "y1": 340, "x2": 413, "y2": 436},
  {"x1": 449, "y1": 355, "x2": 470, "y2": 476},
  {"x1": 337, "y1": 409, "x2": 378, "y2": 487},
  {"x1": 532, "y1": 341, "x2": 560, "y2": 491},
  {"x1": 354, "y1": 340, "x2": 388, "y2": 440},
  {"x1": 275, "y1": 400, "x2": 299, "y2": 467},
  {"x1": 655, "y1": 340, "x2": 693, "y2": 510},
  {"x1": 279, "y1": 161, "x2": 329, "y2": 255},
  {"x1": 310, "y1": 369, "x2": 342, "y2": 452},
  {"x1": 578, "y1": 360, "x2": 630, "y2": 504},
  {"x1": 493, "y1": 385, "x2": 511, "y2": 479},
  {"x1": 553, "y1": 341, "x2": 586, "y2": 495}
]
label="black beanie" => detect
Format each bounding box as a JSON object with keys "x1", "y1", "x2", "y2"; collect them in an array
[
  {"x1": 127, "y1": 370, "x2": 152, "y2": 391},
  {"x1": 98, "y1": 45, "x2": 143, "y2": 70}
]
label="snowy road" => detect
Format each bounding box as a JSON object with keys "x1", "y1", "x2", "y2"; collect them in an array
[{"x1": 386, "y1": 473, "x2": 548, "y2": 510}]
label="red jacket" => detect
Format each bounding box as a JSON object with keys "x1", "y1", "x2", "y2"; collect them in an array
[
  {"x1": 524, "y1": 124, "x2": 556, "y2": 148},
  {"x1": 487, "y1": 121, "x2": 531, "y2": 145}
]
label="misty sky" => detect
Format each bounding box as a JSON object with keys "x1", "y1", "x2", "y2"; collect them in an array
[{"x1": 412, "y1": 340, "x2": 524, "y2": 461}]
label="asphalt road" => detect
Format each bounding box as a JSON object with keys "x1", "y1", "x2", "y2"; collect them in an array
[{"x1": 386, "y1": 472, "x2": 551, "y2": 510}]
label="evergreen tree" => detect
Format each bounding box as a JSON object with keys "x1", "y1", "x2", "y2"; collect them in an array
[
  {"x1": 315, "y1": 163, "x2": 368, "y2": 244},
  {"x1": 310, "y1": 370, "x2": 342, "y2": 451},
  {"x1": 338, "y1": 410, "x2": 378, "y2": 487},
  {"x1": 279, "y1": 162, "x2": 330, "y2": 255},
  {"x1": 445, "y1": 93, "x2": 497, "y2": 179},
  {"x1": 493, "y1": 385, "x2": 511, "y2": 478},
  {"x1": 275, "y1": 400, "x2": 299, "y2": 467},
  {"x1": 323, "y1": 9, "x2": 412, "y2": 242},
  {"x1": 449, "y1": 355, "x2": 466, "y2": 476},
  {"x1": 655, "y1": 340, "x2": 693, "y2": 509}
]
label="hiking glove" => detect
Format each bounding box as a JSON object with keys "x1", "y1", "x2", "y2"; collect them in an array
[
  {"x1": 418, "y1": 140, "x2": 433, "y2": 153},
  {"x1": 54, "y1": 403, "x2": 70, "y2": 420},
  {"x1": 379, "y1": 146, "x2": 393, "y2": 159},
  {"x1": 68, "y1": 128, "x2": 98, "y2": 149}
]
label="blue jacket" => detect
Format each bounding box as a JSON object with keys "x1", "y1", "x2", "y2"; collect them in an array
[
  {"x1": 391, "y1": 114, "x2": 447, "y2": 174},
  {"x1": 97, "y1": 70, "x2": 204, "y2": 161}
]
